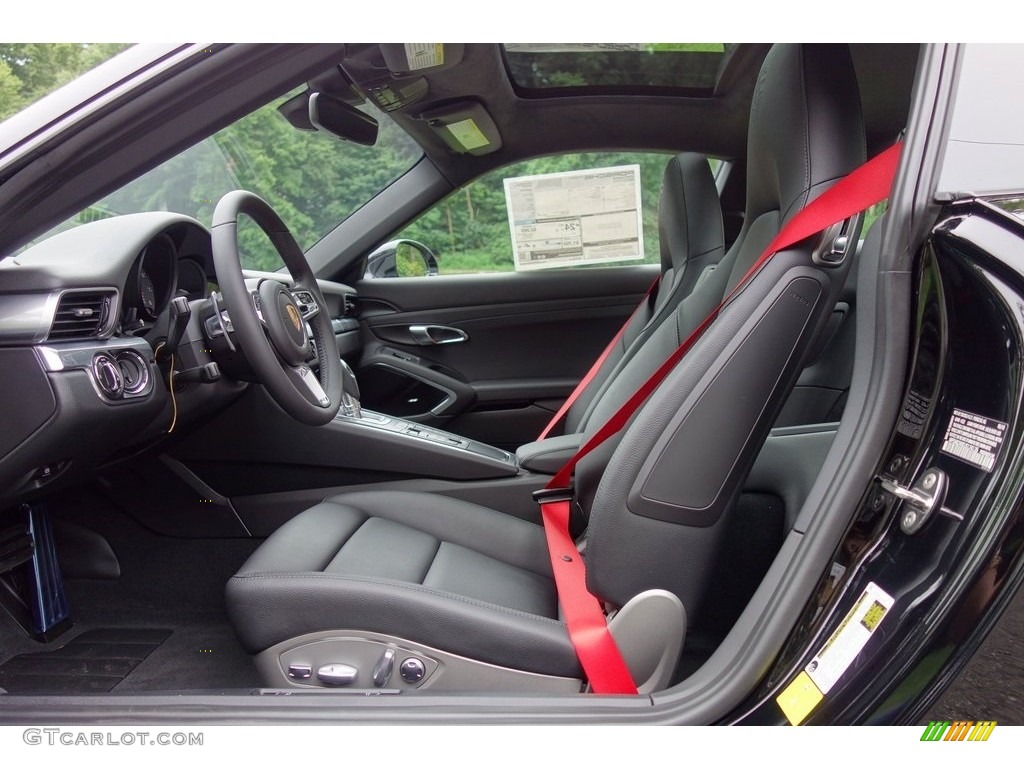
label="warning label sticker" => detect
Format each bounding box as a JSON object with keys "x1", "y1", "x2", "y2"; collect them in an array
[
  {"x1": 776, "y1": 671, "x2": 823, "y2": 726},
  {"x1": 805, "y1": 582, "x2": 894, "y2": 695},
  {"x1": 403, "y1": 44, "x2": 444, "y2": 71},
  {"x1": 940, "y1": 408, "x2": 1007, "y2": 473},
  {"x1": 446, "y1": 118, "x2": 489, "y2": 150}
]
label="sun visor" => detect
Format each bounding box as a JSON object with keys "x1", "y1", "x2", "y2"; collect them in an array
[
  {"x1": 379, "y1": 44, "x2": 465, "y2": 75},
  {"x1": 420, "y1": 101, "x2": 502, "y2": 156}
]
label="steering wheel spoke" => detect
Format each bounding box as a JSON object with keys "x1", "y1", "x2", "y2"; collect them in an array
[
  {"x1": 211, "y1": 190, "x2": 342, "y2": 425},
  {"x1": 306, "y1": 328, "x2": 320, "y2": 364},
  {"x1": 290, "y1": 288, "x2": 321, "y2": 321},
  {"x1": 250, "y1": 289, "x2": 268, "y2": 325},
  {"x1": 285, "y1": 364, "x2": 332, "y2": 408}
]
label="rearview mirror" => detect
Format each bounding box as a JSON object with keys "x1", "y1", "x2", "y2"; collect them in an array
[{"x1": 308, "y1": 92, "x2": 379, "y2": 146}]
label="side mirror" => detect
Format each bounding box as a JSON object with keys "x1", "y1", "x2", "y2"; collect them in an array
[{"x1": 365, "y1": 240, "x2": 439, "y2": 278}]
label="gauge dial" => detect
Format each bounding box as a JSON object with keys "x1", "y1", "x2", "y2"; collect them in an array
[
  {"x1": 139, "y1": 268, "x2": 157, "y2": 319},
  {"x1": 130, "y1": 233, "x2": 177, "y2": 324}
]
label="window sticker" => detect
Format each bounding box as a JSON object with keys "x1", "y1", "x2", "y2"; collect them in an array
[{"x1": 503, "y1": 165, "x2": 644, "y2": 271}]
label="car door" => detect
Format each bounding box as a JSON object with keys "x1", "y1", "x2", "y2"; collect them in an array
[
  {"x1": 353, "y1": 266, "x2": 655, "y2": 449},
  {"x1": 350, "y1": 152, "x2": 673, "y2": 450}
]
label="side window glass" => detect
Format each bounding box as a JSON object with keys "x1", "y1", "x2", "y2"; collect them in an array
[{"x1": 387, "y1": 152, "x2": 719, "y2": 276}]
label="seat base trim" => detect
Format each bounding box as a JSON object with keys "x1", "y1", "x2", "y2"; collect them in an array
[{"x1": 254, "y1": 630, "x2": 583, "y2": 693}]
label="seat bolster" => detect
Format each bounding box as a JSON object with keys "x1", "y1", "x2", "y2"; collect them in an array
[
  {"x1": 226, "y1": 571, "x2": 581, "y2": 678},
  {"x1": 318, "y1": 491, "x2": 553, "y2": 577}
]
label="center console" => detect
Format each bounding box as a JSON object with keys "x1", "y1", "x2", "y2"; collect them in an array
[
  {"x1": 320, "y1": 359, "x2": 517, "y2": 480},
  {"x1": 334, "y1": 408, "x2": 515, "y2": 469}
]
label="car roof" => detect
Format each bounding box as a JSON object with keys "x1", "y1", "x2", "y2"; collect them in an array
[{"x1": 341, "y1": 43, "x2": 919, "y2": 187}]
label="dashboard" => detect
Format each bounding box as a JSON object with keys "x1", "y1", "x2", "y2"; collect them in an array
[{"x1": 0, "y1": 212, "x2": 358, "y2": 507}]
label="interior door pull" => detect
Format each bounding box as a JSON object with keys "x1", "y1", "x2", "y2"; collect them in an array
[{"x1": 408, "y1": 325, "x2": 469, "y2": 345}]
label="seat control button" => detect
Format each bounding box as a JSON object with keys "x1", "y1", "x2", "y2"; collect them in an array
[
  {"x1": 287, "y1": 663, "x2": 312, "y2": 681},
  {"x1": 399, "y1": 657, "x2": 426, "y2": 684},
  {"x1": 317, "y1": 663, "x2": 358, "y2": 686},
  {"x1": 372, "y1": 648, "x2": 396, "y2": 687}
]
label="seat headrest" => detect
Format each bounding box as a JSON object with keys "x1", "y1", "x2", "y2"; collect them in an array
[
  {"x1": 658, "y1": 152, "x2": 724, "y2": 275},
  {"x1": 746, "y1": 44, "x2": 866, "y2": 225}
]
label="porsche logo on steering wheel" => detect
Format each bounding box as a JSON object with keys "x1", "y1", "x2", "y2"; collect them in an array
[{"x1": 285, "y1": 303, "x2": 302, "y2": 332}]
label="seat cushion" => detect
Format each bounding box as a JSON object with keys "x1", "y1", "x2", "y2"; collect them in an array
[{"x1": 226, "y1": 491, "x2": 581, "y2": 678}]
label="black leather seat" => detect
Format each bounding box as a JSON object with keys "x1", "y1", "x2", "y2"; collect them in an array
[
  {"x1": 559, "y1": 151, "x2": 726, "y2": 433},
  {"x1": 227, "y1": 44, "x2": 867, "y2": 692},
  {"x1": 228, "y1": 491, "x2": 579, "y2": 677}
]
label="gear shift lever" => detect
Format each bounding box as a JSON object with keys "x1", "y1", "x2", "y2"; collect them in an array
[{"x1": 339, "y1": 359, "x2": 362, "y2": 419}]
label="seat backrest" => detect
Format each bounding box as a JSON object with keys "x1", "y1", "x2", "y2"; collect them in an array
[
  {"x1": 657, "y1": 153, "x2": 728, "y2": 305},
  {"x1": 582, "y1": 44, "x2": 867, "y2": 624},
  {"x1": 561, "y1": 152, "x2": 724, "y2": 434}
]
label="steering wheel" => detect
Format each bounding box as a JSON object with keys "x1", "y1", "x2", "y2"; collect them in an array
[{"x1": 210, "y1": 191, "x2": 342, "y2": 426}]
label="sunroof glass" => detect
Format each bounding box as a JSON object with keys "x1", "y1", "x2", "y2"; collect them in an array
[{"x1": 502, "y1": 44, "x2": 726, "y2": 92}]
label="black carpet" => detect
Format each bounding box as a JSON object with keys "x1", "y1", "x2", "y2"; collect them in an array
[
  {"x1": 0, "y1": 487, "x2": 264, "y2": 693},
  {"x1": 0, "y1": 627, "x2": 171, "y2": 693}
]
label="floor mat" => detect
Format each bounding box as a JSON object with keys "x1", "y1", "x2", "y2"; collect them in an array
[
  {"x1": 109, "y1": 620, "x2": 262, "y2": 691},
  {"x1": 0, "y1": 627, "x2": 171, "y2": 693},
  {"x1": 0, "y1": 489, "x2": 264, "y2": 693}
]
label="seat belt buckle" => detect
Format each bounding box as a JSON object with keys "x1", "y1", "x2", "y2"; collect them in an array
[{"x1": 532, "y1": 487, "x2": 574, "y2": 505}]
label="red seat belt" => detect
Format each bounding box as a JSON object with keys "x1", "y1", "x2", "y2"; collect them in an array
[
  {"x1": 536, "y1": 142, "x2": 903, "y2": 695},
  {"x1": 537, "y1": 276, "x2": 661, "y2": 440}
]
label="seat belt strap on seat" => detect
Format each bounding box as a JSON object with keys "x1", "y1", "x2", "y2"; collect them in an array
[
  {"x1": 536, "y1": 142, "x2": 903, "y2": 695},
  {"x1": 537, "y1": 275, "x2": 661, "y2": 440},
  {"x1": 537, "y1": 490, "x2": 638, "y2": 694}
]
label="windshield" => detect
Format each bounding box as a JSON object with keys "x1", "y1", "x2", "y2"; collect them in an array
[{"x1": 45, "y1": 89, "x2": 423, "y2": 271}]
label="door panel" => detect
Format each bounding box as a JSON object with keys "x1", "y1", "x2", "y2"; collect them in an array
[{"x1": 354, "y1": 265, "x2": 657, "y2": 448}]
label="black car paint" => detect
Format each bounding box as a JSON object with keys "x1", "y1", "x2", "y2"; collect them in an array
[{"x1": 733, "y1": 202, "x2": 1024, "y2": 724}]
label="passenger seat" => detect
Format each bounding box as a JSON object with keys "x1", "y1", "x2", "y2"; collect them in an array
[{"x1": 544, "y1": 152, "x2": 725, "y2": 435}]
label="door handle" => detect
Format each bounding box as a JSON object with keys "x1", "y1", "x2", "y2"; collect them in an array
[{"x1": 408, "y1": 324, "x2": 469, "y2": 345}]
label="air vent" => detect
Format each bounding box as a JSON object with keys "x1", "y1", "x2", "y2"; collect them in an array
[
  {"x1": 343, "y1": 295, "x2": 357, "y2": 317},
  {"x1": 47, "y1": 291, "x2": 115, "y2": 341}
]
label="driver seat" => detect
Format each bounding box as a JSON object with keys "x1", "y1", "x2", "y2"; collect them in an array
[{"x1": 226, "y1": 44, "x2": 867, "y2": 692}]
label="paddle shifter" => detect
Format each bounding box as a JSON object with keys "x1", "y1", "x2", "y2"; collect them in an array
[{"x1": 338, "y1": 359, "x2": 362, "y2": 419}]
